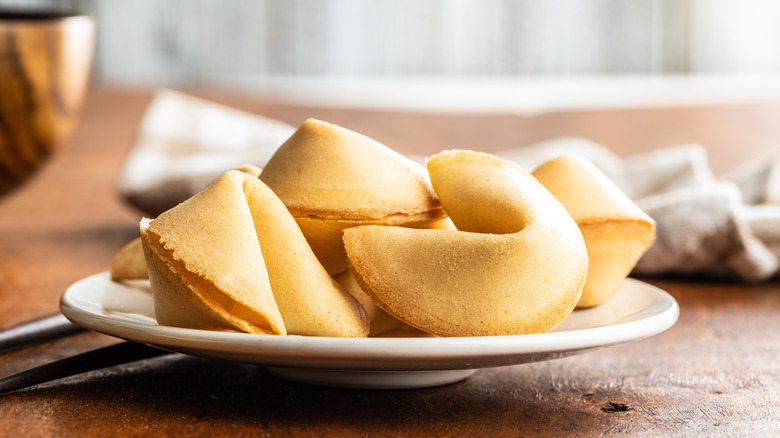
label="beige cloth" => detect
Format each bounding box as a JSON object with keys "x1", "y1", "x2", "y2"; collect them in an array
[
  {"x1": 503, "y1": 138, "x2": 780, "y2": 281},
  {"x1": 118, "y1": 89, "x2": 295, "y2": 216},
  {"x1": 117, "y1": 91, "x2": 780, "y2": 281}
]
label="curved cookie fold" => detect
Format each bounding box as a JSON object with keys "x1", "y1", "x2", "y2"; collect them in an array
[
  {"x1": 141, "y1": 170, "x2": 368, "y2": 337},
  {"x1": 344, "y1": 150, "x2": 588, "y2": 337},
  {"x1": 243, "y1": 172, "x2": 368, "y2": 337},
  {"x1": 140, "y1": 171, "x2": 284, "y2": 335},
  {"x1": 334, "y1": 270, "x2": 422, "y2": 337}
]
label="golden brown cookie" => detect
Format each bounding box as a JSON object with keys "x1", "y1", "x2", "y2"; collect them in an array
[
  {"x1": 532, "y1": 155, "x2": 656, "y2": 308},
  {"x1": 109, "y1": 237, "x2": 148, "y2": 281},
  {"x1": 259, "y1": 119, "x2": 448, "y2": 275},
  {"x1": 141, "y1": 170, "x2": 368, "y2": 337},
  {"x1": 344, "y1": 150, "x2": 588, "y2": 337}
]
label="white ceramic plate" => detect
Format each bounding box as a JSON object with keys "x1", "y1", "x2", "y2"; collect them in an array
[{"x1": 60, "y1": 272, "x2": 678, "y2": 389}]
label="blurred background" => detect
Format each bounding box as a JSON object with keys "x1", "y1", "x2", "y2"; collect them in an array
[{"x1": 2, "y1": 0, "x2": 780, "y2": 88}]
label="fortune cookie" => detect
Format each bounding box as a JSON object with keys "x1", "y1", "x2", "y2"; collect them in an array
[
  {"x1": 532, "y1": 155, "x2": 656, "y2": 308},
  {"x1": 140, "y1": 170, "x2": 368, "y2": 337},
  {"x1": 259, "y1": 119, "x2": 449, "y2": 275},
  {"x1": 109, "y1": 237, "x2": 148, "y2": 281},
  {"x1": 344, "y1": 150, "x2": 589, "y2": 337},
  {"x1": 334, "y1": 270, "x2": 422, "y2": 337},
  {"x1": 110, "y1": 163, "x2": 262, "y2": 282}
]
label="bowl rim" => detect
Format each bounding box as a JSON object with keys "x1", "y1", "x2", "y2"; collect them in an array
[{"x1": 0, "y1": 9, "x2": 89, "y2": 22}]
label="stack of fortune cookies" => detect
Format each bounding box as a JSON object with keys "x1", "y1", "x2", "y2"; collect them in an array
[{"x1": 111, "y1": 118, "x2": 655, "y2": 338}]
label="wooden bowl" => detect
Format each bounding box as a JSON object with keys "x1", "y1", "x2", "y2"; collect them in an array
[{"x1": 0, "y1": 10, "x2": 94, "y2": 194}]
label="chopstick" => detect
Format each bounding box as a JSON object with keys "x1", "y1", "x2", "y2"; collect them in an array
[
  {"x1": 0, "y1": 312, "x2": 84, "y2": 354},
  {"x1": 0, "y1": 341, "x2": 170, "y2": 395}
]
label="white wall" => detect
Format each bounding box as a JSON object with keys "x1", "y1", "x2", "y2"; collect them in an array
[{"x1": 1, "y1": 0, "x2": 778, "y2": 86}]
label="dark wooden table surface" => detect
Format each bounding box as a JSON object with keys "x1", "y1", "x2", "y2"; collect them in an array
[{"x1": 1, "y1": 87, "x2": 779, "y2": 436}]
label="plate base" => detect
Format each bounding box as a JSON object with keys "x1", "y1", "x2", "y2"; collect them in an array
[
  {"x1": 60, "y1": 273, "x2": 679, "y2": 389},
  {"x1": 265, "y1": 367, "x2": 477, "y2": 389}
]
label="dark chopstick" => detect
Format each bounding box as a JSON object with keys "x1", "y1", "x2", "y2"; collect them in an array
[
  {"x1": 0, "y1": 341, "x2": 170, "y2": 395},
  {"x1": 0, "y1": 312, "x2": 84, "y2": 354}
]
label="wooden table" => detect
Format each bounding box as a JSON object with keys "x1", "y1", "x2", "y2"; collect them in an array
[{"x1": 1, "y1": 87, "x2": 779, "y2": 436}]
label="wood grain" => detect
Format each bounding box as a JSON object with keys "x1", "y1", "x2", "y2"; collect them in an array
[
  {"x1": 0, "y1": 13, "x2": 93, "y2": 194},
  {"x1": 0, "y1": 88, "x2": 779, "y2": 436}
]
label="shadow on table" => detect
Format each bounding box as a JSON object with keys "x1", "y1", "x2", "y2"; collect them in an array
[{"x1": 8, "y1": 353, "x2": 612, "y2": 435}]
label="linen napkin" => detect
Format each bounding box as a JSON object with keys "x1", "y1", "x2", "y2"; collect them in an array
[
  {"x1": 499, "y1": 138, "x2": 779, "y2": 281},
  {"x1": 117, "y1": 89, "x2": 295, "y2": 216},
  {"x1": 117, "y1": 90, "x2": 780, "y2": 281}
]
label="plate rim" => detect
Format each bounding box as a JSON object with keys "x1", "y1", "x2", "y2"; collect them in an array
[{"x1": 60, "y1": 272, "x2": 679, "y2": 371}]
